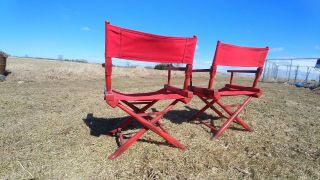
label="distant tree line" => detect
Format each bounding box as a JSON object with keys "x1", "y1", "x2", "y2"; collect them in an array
[
  {"x1": 101, "y1": 63, "x2": 179, "y2": 70},
  {"x1": 154, "y1": 63, "x2": 174, "y2": 70},
  {"x1": 18, "y1": 54, "x2": 88, "y2": 63}
]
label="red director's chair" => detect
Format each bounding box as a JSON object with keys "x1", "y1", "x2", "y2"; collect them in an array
[
  {"x1": 189, "y1": 41, "x2": 269, "y2": 140},
  {"x1": 104, "y1": 21, "x2": 197, "y2": 160}
]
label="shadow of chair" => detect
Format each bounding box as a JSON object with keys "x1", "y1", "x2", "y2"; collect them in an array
[
  {"x1": 164, "y1": 106, "x2": 249, "y2": 132},
  {"x1": 83, "y1": 113, "x2": 174, "y2": 147},
  {"x1": 163, "y1": 106, "x2": 217, "y2": 124},
  {"x1": 83, "y1": 113, "x2": 141, "y2": 137},
  {"x1": 83, "y1": 107, "x2": 246, "y2": 142}
]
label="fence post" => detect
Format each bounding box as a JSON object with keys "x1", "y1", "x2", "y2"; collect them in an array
[
  {"x1": 288, "y1": 59, "x2": 293, "y2": 82},
  {"x1": 273, "y1": 64, "x2": 277, "y2": 80},
  {"x1": 275, "y1": 64, "x2": 279, "y2": 81},
  {"x1": 262, "y1": 59, "x2": 268, "y2": 81},
  {"x1": 284, "y1": 65, "x2": 289, "y2": 82},
  {"x1": 271, "y1": 63, "x2": 275, "y2": 79},
  {"x1": 294, "y1": 66, "x2": 299, "y2": 83},
  {"x1": 266, "y1": 62, "x2": 271, "y2": 81},
  {"x1": 304, "y1": 67, "x2": 311, "y2": 84}
]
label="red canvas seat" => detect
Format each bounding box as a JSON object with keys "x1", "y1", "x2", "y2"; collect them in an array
[
  {"x1": 103, "y1": 21, "x2": 197, "y2": 160},
  {"x1": 110, "y1": 89, "x2": 186, "y2": 101},
  {"x1": 189, "y1": 41, "x2": 268, "y2": 140},
  {"x1": 218, "y1": 84, "x2": 262, "y2": 97},
  {"x1": 190, "y1": 85, "x2": 262, "y2": 97}
]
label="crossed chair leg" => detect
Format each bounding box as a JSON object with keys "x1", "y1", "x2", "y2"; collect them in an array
[
  {"x1": 108, "y1": 100, "x2": 186, "y2": 160},
  {"x1": 190, "y1": 96, "x2": 253, "y2": 140}
]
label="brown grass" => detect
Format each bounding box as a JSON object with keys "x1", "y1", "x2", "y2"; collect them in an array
[
  {"x1": 5, "y1": 57, "x2": 179, "y2": 82},
  {"x1": 0, "y1": 57, "x2": 319, "y2": 179}
]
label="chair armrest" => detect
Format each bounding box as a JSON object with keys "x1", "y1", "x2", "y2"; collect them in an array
[
  {"x1": 192, "y1": 69, "x2": 211, "y2": 72},
  {"x1": 227, "y1": 70, "x2": 257, "y2": 73},
  {"x1": 225, "y1": 84, "x2": 261, "y2": 92},
  {"x1": 164, "y1": 85, "x2": 192, "y2": 98},
  {"x1": 168, "y1": 67, "x2": 186, "y2": 71}
]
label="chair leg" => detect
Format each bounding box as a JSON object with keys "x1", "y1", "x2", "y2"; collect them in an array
[
  {"x1": 233, "y1": 117, "x2": 252, "y2": 132},
  {"x1": 109, "y1": 101, "x2": 157, "y2": 135},
  {"x1": 200, "y1": 96, "x2": 250, "y2": 130},
  {"x1": 211, "y1": 96, "x2": 253, "y2": 140},
  {"x1": 118, "y1": 101, "x2": 186, "y2": 149},
  {"x1": 156, "y1": 121, "x2": 168, "y2": 133},
  {"x1": 189, "y1": 100, "x2": 212, "y2": 121},
  {"x1": 215, "y1": 98, "x2": 252, "y2": 132},
  {"x1": 199, "y1": 96, "x2": 226, "y2": 119},
  {"x1": 108, "y1": 126, "x2": 150, "y2": 160},
  {"x1": 200, "y1": 97, "x2": 252, "y2": 131},
  {"x1": 189, "y1": 98, "x2": 218, "y2": 131},
  {"x1": 108, "y1": 116, "x2": 176, "y2": 160},
  {"x1": 108, "y1": 100, "x2": 186, "y2": 160},
  {"x1": 192, "y1": 95, "x2": 253, "y2": 139}
]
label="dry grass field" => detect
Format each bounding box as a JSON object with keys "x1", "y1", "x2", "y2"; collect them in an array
[{"x1": 1, "y1": 57, "x2": 320, "y2": 179}]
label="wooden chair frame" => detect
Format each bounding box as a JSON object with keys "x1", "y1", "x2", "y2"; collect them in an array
[
  {"x1": 189, "y1": 41, "x2": 269, "y2": 140},
  {"x1": 104, "y1": 21, "x2": 197, "y2": 159}
]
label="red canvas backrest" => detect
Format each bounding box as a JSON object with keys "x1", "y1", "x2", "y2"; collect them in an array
[
  {"x1": 106, "y1": 22, "x2": 197, "y2": 64},
  {"x1": 212, "y1": 41, "x2": 269, "y2": 67}
]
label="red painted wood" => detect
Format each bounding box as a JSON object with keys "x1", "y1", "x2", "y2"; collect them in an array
[
  {"x1": 109, "y1": 101, "x2": 157, "y2": 135},
  {"x1": 111, "y1": 89, "x2": 186, "y2": 101},
  {"x1": 104, "y1": 21, "x2": 196, "y2": 159},
  {"x1": 192, "y1": 69, "x2": 210, "y2": 72},
  {"x1": 167, "y1": 68, "x2": 172, "y2": 86},
  {"x1": 229, "y1": 72, "x2": 234, "y2": 84},
  {"x1": 104, "y1": 21, "x2": 196, "y2": 107},
  {"x1": 208, "y1": 65, "x2": 217, "y2": 89},
  {"x1": 169, "y1": 67, "x2": 187, "y2": 71},
  {"x1": 189, "y1": 41, "x2": 268, "y2": 139},
  {"x1": 227, "y1": 70, "x2": 258, "y2": 73},
  {"x1": 108, "y1": 100, "x2": 186, "y2": 160},
  {"x1": 106, "y1": 22, "x2": 197, "y2": 64},
  {"x1": 212, "y1": 97, "x2": 252, "y2": 140},
  {"x1": 212, "y1": 41, "x2": 269, "y2": 67}
]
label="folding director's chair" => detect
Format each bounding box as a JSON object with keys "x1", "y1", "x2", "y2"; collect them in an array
[
  {"x1": 104, "y1": 21, "x2": 197, "y2": 160},
  {"x1": 189, "y1": 41, "x2": 269, "y2": 140}
]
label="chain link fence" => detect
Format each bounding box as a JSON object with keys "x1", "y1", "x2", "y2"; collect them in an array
[{"x1": 262, "y1": 58, "x2": 320, "y2": 87}]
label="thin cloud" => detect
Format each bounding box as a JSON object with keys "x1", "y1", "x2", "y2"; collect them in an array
[
  {"x1": 196, "y1": 44, "x2": 199, "y2": 50},
  {"x1": 314, "y1": 45, "x2": 320, "y2": 50},
  {"x1": 270, "y1": 47, "x2": 284, "y2": 52},
  {"x1": 80, "y1": 27, "x2": 91, "y2": 32}
]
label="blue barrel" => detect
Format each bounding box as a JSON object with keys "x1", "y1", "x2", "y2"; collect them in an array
[
  {"x1": 315, "y1": 58, "x2": 320, "y2": 69},
  {"x1": 295, "y1": 82, "x2": 304, "y2": 88}
]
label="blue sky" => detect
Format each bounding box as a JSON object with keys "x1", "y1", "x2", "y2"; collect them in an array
[{"x1": 0, "y1": 0, "x2": 319, "y2": 68}]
